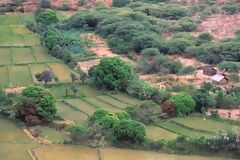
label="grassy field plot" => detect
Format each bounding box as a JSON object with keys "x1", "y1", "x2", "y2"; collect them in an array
[
  {"x1": 65, "y1": 99, "x2": 97, "y2": 115},
  {"x1": 157, "y1": 121, "x2": 208, "y2": 138},
  {"x1": 12, "y1": 47, "x2": 36, "y2": 64},
  {"x1": 0, "y1": 35, "x2": 24, "y2": 46},
  {"x1": 29, "y1": 64, "x2": 49, "y2": 83},
  {"x1": 0, "y1": 48, "x2": 12, "y2": 65},
  {"x1": 110, "y1": 94, "x2": 140, "y2": 105},
  {"x1": 48, "y1": 63, "x2": 72, "y2": 83},
  {"x1": 0, "y1": 66, "x2": 9, "y2": 85},
  {"x1": 22, "y1": 34, "x2": 41, "y2": 46},
  {"x1": 0, "y1": 25, "x2": 12, "y2": 34},
  {"x1": 97, "y1": 95, "x2": 129, "y2": 109},
  {"x1": 9, "y1": 65, "x2": 33, "y2": 86},
  {"x1": 31, "y1": 126, "x2": 67, "y2": 143},
  {"x1": 32, "y1": 46, "x2": 57, "y2": 63},
  {"x1": 19, "y1": 14, "x2": 35, "y2": 24},
  {"x1": 84, "y1": 98, "x2": 120, "y2": 113},
  {"x1": 12, "y1": 25, "x2": 31, "y2": 34},
  {"x1": 146, "y1": 126, "x2": 178, "y2": 140},
  {"x1": 36, "y1": 145, "x2": 98, "y2": 160},
  {"x1": 57, "y1": 101, "x2": 88, "y2": 125},
  {"x1": 173, "y1": 116, "x2": 240, "y2": 133},
  {"x1": 79, "y1": 85, "x2": 104, "y2": 97},
  {"x1": 0, "y1": 14, "x2": 20, "y2": 25}
]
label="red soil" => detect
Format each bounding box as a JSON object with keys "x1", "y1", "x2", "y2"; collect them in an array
[{"x1": 207, "y1": 109, "x2": 240, "y2": 121}]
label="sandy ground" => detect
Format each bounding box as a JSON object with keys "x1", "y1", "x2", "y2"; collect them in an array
[
  {"x1": 207, "y1": 109, "x2": 240, "y2": 121},
  {"x1": 5, "y1": 86, "x2": 25, "y2": 94}
]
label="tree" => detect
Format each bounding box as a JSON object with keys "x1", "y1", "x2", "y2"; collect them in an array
[
  {"x1": 71, "y1": 83, "x2": 79, "y2": 96},
  {"x1": 162, "y1": 100, "x2": 176, "y2": 117},
  {"x1": 112, "y1": 0, "x2": 132, "y2": 7},
  {"x1": 161, "y1": 5, "x2": 188, "y2": 20},
  {"x1": 90, "y1": 109, "x2": 110, "y2": 123},
  {"x1": 113, "y1": 120, "x2": 146, "y2": 143},
  {"x1": 36, "y1": 9, "x2": 59, "y2": 25},
  {"x1": 16, "y1": 86, "x2": 56, "y2": 125},
  {"x1": 70, "y1": 72, "x2": 78, "y2": 82},
  {"x1": 80, "y1": 71, "x2": 88, "y2": 84},
  {"x1": 88, "y1": 57, "x2": 133, "y2": 91},
  {"x1": 40, "y1": 0, "x2": 51, "y2": 8},
  {"x1": 193, "y1": 92, "x2": 214, "y2": 112},
  {"x1": 141, "y1": 48, "x2": 160, "y2": 60},
  {"x1": 170, "y1": 92, "x2": 196, "y2": 116},
  {"x1": 35, "y1": 70, "x2": 54, "y2": 86}
]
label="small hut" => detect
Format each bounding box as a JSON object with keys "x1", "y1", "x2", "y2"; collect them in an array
[
  {"x1": 202, "y1": 66, "x2": 217, "y2": 76},
  {"x1": 210, "y1": 74, "x2": 229, "y2": 85}
]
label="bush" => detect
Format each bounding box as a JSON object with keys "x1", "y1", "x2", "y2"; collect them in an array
[
  {"x1": 230, "y1": 73, "x2": 240, "y2": 82},
  {"x1": 161, "y1": 5, "x2": 188, "y2": 20},
  {"x1": 16, "y1": 86, "x2": 56, "y2": 125},
  {"x1": 170, "y1": 92, "x2": 196, "y2": 116},
  {"x1": 132, "y1": 35, "x2": 159, "y2": 52},
  {"x1": 218, "y1": 61, "x2": 240, "y2": 73},
  {"x1": 141, "y1": 48, "x2": 160, "y2": 59},
  {"x1": 90, "y1": 109, "x2": 109, "y2": 123},
  {"x1": 78, "y1": 0, "x2": 88, "y2": 6},
  {"x1": 170, "y1": 18, "x2": 196, "y2": 32},
  {"x1": 40, "y1": 0, "x2": 51, "y2": 8},
  {"x1": 36, "y1": 9, "x2": 59, "y2": 25},
  {"x1": 88, "y1": 57, "x2": 134, "y2": 91},
  {"x1": 198, "y1": 32, "x2": 213, "y2": 42},
  {"x1": 112, "y1": 0, "x2": 132, "y2": 7},
  {"x1": 113, "y1": 120, "x2": 146, "y2": 143},
  {"x1": 222, "y1": 4, "x2": 239, "y2": 15}
]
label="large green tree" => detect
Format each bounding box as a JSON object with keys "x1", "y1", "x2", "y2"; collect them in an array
[
  {"x1": 170, "y1": 92, "x2": 196, "y2": 116},
  {"x1": 36, "y1": 9, "x2": 59, "y2": 25},
  {"x1": 88, "y1": 57, "x2": 133, "y2": 91},
  {"x1": 16, "y1": 86, "x2": 56, "y2": 124}
]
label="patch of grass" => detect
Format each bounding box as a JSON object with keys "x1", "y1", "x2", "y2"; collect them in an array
[
  {"x1": 0, "y1": 14, "x2": 21, "y2": 25},
  {"x1": 79, "y1": 85, "x2": 104, "y2": 97},
  {"x1": 84, "y1": 97, "x2": 120, "y2": 113},
  {"x1": 65, "y1": 99, "x2": 97, "y2": 115},
  {"x1": 97, "y1": 95, "x2": 129, "y2": 109},
  {"x1": 146, "y1": 126, "x2": 178, "y2": 140},
  {"x1": 32, "y1": 46, "x2": 57, "y2": 63},
  {"x1": 48, "y1": 63, "x2": 72, "y2": 83},
  {"x1": 0, "y1": 35, "x2": 24, "y2": 46},
  {"x1": 0, "y1": 25, "x2": 12, "y2": 34},
  {"x1": 57, "y1": 101, "x2": 88, "y2": 125},
  {"x1": 110, "y1": 94, "x2": 140, "y2": 105},
  {"x1": 22, "y1": 34, "x2": 41, "y2": 46},
  {"x1": 173, "y1": 116, "x2": 240, "y2": 134},
  {"x1": 0, "y1": 48, "x2": 12, "y2": 65},
  {"x1": 0, "y1": 66, "x2": 9, "y2": 85},
  {"x1": 29, "y1": 64, "x2": 50, "y2": 83},
  {"x1": 12, "y1": 25, "x2": 31, "y2": 34},
  {"x1": 9, "y1": 65, "x2": 33, "y2": 86},
  {"x1": 12, "y1": 47, "x2": 36, "y2": 64},
  {"x1": 157, "y1": 121, "x2": 208, "y2": 138}
]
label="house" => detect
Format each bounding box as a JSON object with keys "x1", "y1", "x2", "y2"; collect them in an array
[
  {"x1": 210, "y1": 74, "x2": 229, "y2": 85},
  {"x1": 202, "y1": 66, "x2": 217, "y2": 76}
]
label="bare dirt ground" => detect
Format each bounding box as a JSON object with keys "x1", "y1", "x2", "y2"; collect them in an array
[
  {"x1": 24, "y1": 129, "x2": 52, "y2": 144},
  {"x1": 4, "y1": 86, "x2": 26, "y2": 94},
  {"x1": 168, "y1": 55, "x2": 205, "y2": 67},
  {"x1": 195, "y1": 14, "x2": 240, "y2": 40},
  {"x1": 77, "y1": 33, "x2": 135, "y2": 72},
  {"x1": 207, "y1": 109, "x2": 240, "y2": 121}
]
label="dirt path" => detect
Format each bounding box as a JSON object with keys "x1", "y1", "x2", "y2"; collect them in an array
[{"x1": 77, "y1": 33, "x2": 135, "y2": 72}]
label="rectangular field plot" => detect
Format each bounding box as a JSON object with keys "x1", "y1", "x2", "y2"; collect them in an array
[
  {"x1": 32, "y1": 46, "x2": 57, "y2": 63},
  {"x1": 48, "y1": 63, "x2": 72, "y2": 83},
  {"x1": 57, "y1": 102, "x2": 88, "y2": 125},
  {"x1": 111, "y1": 94, "x2": 140, "y2": 105},
  {"x1": 22, "y1": 34, "x2": 41, "y2": 46},
  {"x1": 19, "y1": 14, "x2": 35, "y2": 24},
  {"x1": 9, "y1": 66, "x2": 33, "y2": 86},
  {"x1": 0, "y1": 25, "x2": 12, "y2": 34},
  {"x1": 0, "y1": 35, "x2": 24, "y2": 46},
  {"x1": 157, "y1": 121, "x2": 209, "y2": 138},
  {"x1": 29, "y1": 64, "x2": 50, "y2": 83},
  {"x1": 12, "y1": 47, "x2": 36, "y2": 64},
  {"x1": 0, "y1": 48, "x2": 12, "y2": 65},
  {"x1": 0, "y1": 14, "x2": 21, "y2": 25},
  {"x1": 97, "y1": 95, "x2": 130, "y2": 109},
  {"x1": 0, "y1": 67, "x2": 9, "y2": 85},
  {"x1": 65, "y1": 99, "x2": 97, "y2": 115},
  {"x1": 146, "y1": 126, "x2": 178, "y2": 140},
  {"x1": 12, "y1": 25, "x2": 31, "y2": 34},
  {"x1": 84, "y1": 98, "x2": 120, "y2": 113},
  {"x1": 79, "y1": 85, "x2": 104, "y2": 97},
  {"x1": 173, "y1": 116, "x2": 240, "y2": 134}
]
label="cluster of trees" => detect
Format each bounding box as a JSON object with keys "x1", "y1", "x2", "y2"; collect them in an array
[{"x1": 68, "y1": 109, "x2": 146, "y2": 144}]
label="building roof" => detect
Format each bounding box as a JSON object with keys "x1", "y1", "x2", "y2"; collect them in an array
[{"x1": 210, "y1": 74, "x2": 227, "y2": 82}]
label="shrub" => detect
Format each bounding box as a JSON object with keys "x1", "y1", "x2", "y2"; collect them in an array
[
  {"x1": 161, "y1": 5, "x2": 188, "y2": 20},
  {"x1": 112, "y1": 0, "x2": 132, "y2": 7},
  {"x1": 40, "y1": 0, "x2": 51, "y2": 8},
  {"x1": 178, "y1": 66, "x2": 196, "y2": 75},
  {"x1": 132, "y1": 35, "x2": 159, "y2": 52},
  {"x1": 162, "y1": 100, "x2": 176, "y2": 117},
  {"x1": 170, "y1": 92, "x2": 196, "y2": 116},
  {"x1": 88, "y1": 57, "x2": 134, "y2": 91},
  {"x1": 170, "y1": 18, "x2": 196, "y2": 32},
  {"x1": 222, "y1": 4, "x2": 239, "y2": 15},
  {"x1": 141, "y1": 48, "x2": 160, "y2": 59},
  {"x1": 78, "y1": 0, "x2": 88, "y2": 6},
  {"x1": 218, "y1": 61, "x2": 240, "y2": 73},
  {"x1": 198, "y1": 32, "x2": 213, "y2": 42},
  {"x1": 90, "y1": 109, "x2": 109, "y2": 123},
  {"x1": 42, "y1": 29, "x2": 60, "y2": 50},
  {"x1": 113, "y1": 120, "x2": 146, "y2": 143},
  {"x1": 230, "y1": 73, "x2": 240, "y2": 82},
  {"x1": 36, "y1": 9, "x2": 59, "y2": 25}
]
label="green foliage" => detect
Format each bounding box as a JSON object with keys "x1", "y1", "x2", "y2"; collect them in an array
[
  {"x1": 112, "y1": 0, "x2": 132, "y2": 7},
  {"x1": 35, "y1": 70, "x2": 54, "y2": 86},
  {"x1": 18, "y1": 86, "x2": 56, "y2": 123},
  {"x1": 113, "y1": 119, "x2": 146, "y2": 143},
  {"x1": 170, "y1": 18, "x2": 196, "y2": 32},
  {"x1": 40, "y1": 0, "x2": 51, "y2": 8},
  {"x1": 36, "y1": 10, "x2": 59, "y2": 25},
  {"x1": 170, "y1": 92, "x2": 196, "y2": 116},
  {"x1": 198, "y1": 32, "x2": 213, "y2": 42},
  {"x1": 0, "y1": 89, "x2": 16, "y2": 117},
  {"x1": 192, "y1": 91, "x2": 214, "y2": 112},
  {"x1": 218, "y1": 61, "x2": 240, "y2": 73},
  {"x1": 141, "y1": 48, "x2": 160, "y2": 59},
  {"x1": 230, "y1": 73, "x2": 240, "y2": 82},
  {"x1": 115, "y1": 111, "x2": 131, "y2": 120},
  {"x1": 90, "y1": 109, "x2": 110, "y2": 123},
  {"x1": 178, "y1": 66, "x2": 196, "y2": 75},
  {"x1": 68, "y1": 124, "x2": 86, "y2": 142},
  {"x1": 161, "y1": 5, "x2": 188, "y2": 20},
  {"x1": 88, "y1": 57, "x2": 134, "y2": 91},
  {"x1": 222, "y1": 4, "x2": 239, "y2": 15},
  {"x1": 125, "y1": 100, "x2": 160, "y2": 124},
  {"x1": 133, "y1": 35, "x2": 159, "y2": 52},
  {"x1": 42, "y1": 29, "x2": 60, "y2": 49}
]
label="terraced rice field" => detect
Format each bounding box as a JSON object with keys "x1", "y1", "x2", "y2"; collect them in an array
[
  {"x1": 157, "y1": 121, "x2": 209, "y2": 138},
  {"x1": 0, "y1": 34, "x2": 24, "y2": 46},
  {"x1": 0, "y1": 14, "x2": 34, "y2": 25},
  {"x1": 65, "y1": 99, "x2": 97, "y2": 115},
  {"x1": 56, "y1": 101, "x2": 88, "y2": 124},
  {"x1": 146, "y1": 126, "x2": 178, "y2": 140},
  {"x1": 32, "y1": 46, "x2": 57, "y2": 63},
  {"x1": 22, "y1": 34, "x2": 41, "y2": 46},
  {"x1": 173, "y1": 116, "x2": 240, "y2": 134},
  {"x1": 110, "y1": 94, "x2": 140, "y2": 105},
  {"x1": 48, "y1": 63, "x2": 72, "y2": 83},
  {"x1": 0, "y1": 66, "x2": 9, "y2": 85},
  {"x1": 97, "y1": 95, "x2": 130, "y2": 109},
  {"x1": 9, "y1": 65, "x2": 33, "y2": 86},
  {"x1": 79, "y1": 85, "x2": 104, "y2": 97},
  {"x1": 0, "y1": 48, "x2": 12, "y2": 65},
  {"x1": 29, "y1": 64, "x2": 50, "y2": 83},
  {"x1": 12, "y1": 47, "x2": 36, "y2": 64}
]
